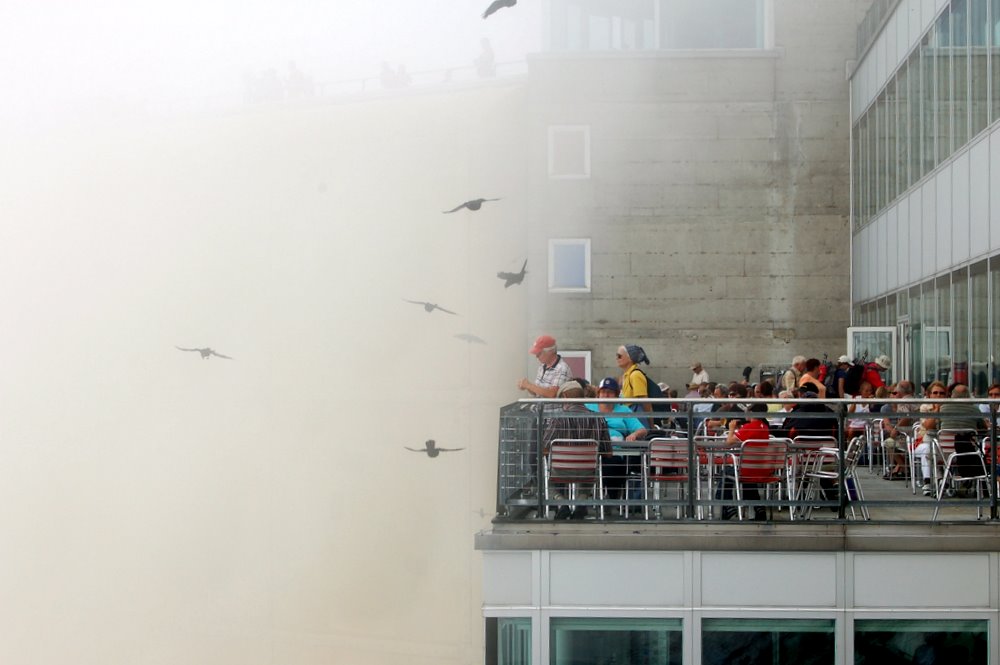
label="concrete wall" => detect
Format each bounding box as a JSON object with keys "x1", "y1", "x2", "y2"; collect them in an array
[{"x1": 521, "y1": 0, "x2": 871, "y2": 390}]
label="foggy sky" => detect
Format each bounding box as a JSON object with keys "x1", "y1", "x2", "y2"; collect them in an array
[{"x1": 1, "y1": 3, "x2": 538, "y2": 663}]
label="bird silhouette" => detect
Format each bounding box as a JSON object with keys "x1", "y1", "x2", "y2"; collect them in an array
[
  {"x1": 175, "y1": 346, "x2": 233, "y2": 360},
  {"x1": 404, "y1": 299, "x2": 457, "y2": 315},
  {"x1": 405, "y1": 439, "x2": 464, "y2": 458},
  {"x1": 497, "y1": 259, "x2": 527, "y2": 288},
  {"x1": 454, "y1": 333, "x2": 487, "y2": 344},
  {"x1": 483, "y1": 0, "x2": 516, "y2": 19},
  {"x1": 443, "y1": 198, "x2": 501, "y2": 213}
]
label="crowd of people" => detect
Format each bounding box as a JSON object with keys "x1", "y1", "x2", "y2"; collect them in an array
[{"x1": 516, "y1": 333, "x2": 1000, "y2": 518}]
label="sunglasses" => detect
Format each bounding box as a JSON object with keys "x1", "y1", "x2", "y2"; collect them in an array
[{"x1": 616, "y1": 353, "x2": 624, "y2": 359}]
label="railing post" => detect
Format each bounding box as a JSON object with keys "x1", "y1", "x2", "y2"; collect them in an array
[
  {"x1": 687, "y1": 400, "x2": 696, "y2": 520},
  {"x1": 536, "y1": 404, "x2": 545, "y2": 518},
  {"x1": 837, "y1": 401, "x2": 847, "y2": 520},
  {"x1": 992, "y1": 404, "x2": 998, "y2": 521}
]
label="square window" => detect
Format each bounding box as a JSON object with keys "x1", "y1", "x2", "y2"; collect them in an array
[
  {"x1": 548, "y1": 238, "x2": 591, "y2": 292},
  {"x1": 558, "y1": 351, "x2": 592, "y2": 382},
  {"x1": 854, "y1": 619, "x2": 987, "y2": 664},
  {"x1": 702, "y1": 618, "x2": 835, "y2": 665},
  {"x1": 548, "y1": 125, "x2": 591, "y2": 179},
  {"x1": 550, "y1": 617, "x2": 682, "y2": 665}
]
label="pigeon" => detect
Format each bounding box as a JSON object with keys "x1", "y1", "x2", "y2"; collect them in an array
[
  {"x1": 497, "y1": 259, "x2": 527, "y2": 288},
  {"x1": 482, "y1": 0, "x2": 516, "y2": 19},
  {"x1": 175, "y1": 346, "x2": 233, "y2": 360},
  {"x1": 404, "y1": 299, "x2": 457, "y2": 315},
  {"x1": 405, "y1": 439, "x2": 464, "y2": 458},
  {"x1": 454, "y1": 333, "x2": 487, "y2": 344},
  {"x1": 443, "y1": 198, "x2": 501, "y2": 213}
]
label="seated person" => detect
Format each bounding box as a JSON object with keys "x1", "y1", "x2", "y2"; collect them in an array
[
  {"x1": 718, "y1": 403, "x2": 771, "y2": 521},
  {"x1": 846, "y1": 381, "x2": 874, "y2": 440},
  {"x1": 543, "y1": 380, "x2": 613, "y2": 519},
  {"x1": 771, "y1": 387, "x2": 837, "y2": 439},
  {"x1": 586, "y1": 377, "x2": 649, "y2": 442}
]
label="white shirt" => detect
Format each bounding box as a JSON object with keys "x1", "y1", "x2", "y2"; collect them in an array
[{"x1": 691, "y1": 369, "x2": 709, "y2": 386}]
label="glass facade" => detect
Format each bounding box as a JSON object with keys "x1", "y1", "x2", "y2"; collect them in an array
[
  {"x1": 548, "y1": 0, "x2": 765, "y2": 51},
  {"x1": 488, "y1": 618, "x2": 532, "y2": 665},
  {"x1": 853, "y1": 0, "x2": 1000, "y2": 230},
  {"x1": 853, "y1": 258, "x2": 1000, "y2": 393}
]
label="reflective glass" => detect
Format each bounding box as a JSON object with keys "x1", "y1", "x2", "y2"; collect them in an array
[
  {"x1": 551, "y1": 618, "x2": 682, "y2": 665},
  {"x1": 935, "y1": 8, "x2": 954, "y2": 162},
  {"x1": 660, "y1": 0, "x2": 764, "y2": 49},
  {"x1": 896, "y1": 68, "x2": 910, "y2": 192},
  {"x1": 908, "y1": 51, "x2": 924, "y2": 182},
  {"x1": 954, "y1": 0, "x2": 971, "y2": 147},
  {"x1": 702, "y1": 618, "x2": 834, "y2": 665},
  {"x1": 993, "y1": 0, "x2": 1000, "y2": 121},
  {"x1": 854, "y1": 619, "x2": 987, "y2": 664},
  {"x1": 970, "y1": 261, "x2": 989, "y2": 394},
  {"x1": 970, "y1": 0, "x2": 989, "y2": 135},
  {"x1": 921, "y1": 33, "x2": 937, "y2": 174},
  {"x1": 488, "y1": 618, "x2": 532, "y2": 665},
  {"x1": 954, "y1": 267, "x2": 970, "y2": 388}
]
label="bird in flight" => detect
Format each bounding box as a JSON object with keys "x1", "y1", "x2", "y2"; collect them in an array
[
  {"x1": 175, "y1": 346, "x2": 233, "y2": 360},
  {"x1": 483, "y1": 0, "x2": 516, "y2": 19},
  {"x1": 443, "y1": 198, "x2": 501, "y2": 213},
  {"x1": 405, "y1": 439, "x2": 464, "y2": 458},
  {"x1": 497, "y1": 259, "x2": 527, "y2": 288},
  {"x1": 454, "y1": 333, "x2": 487, "y2": 344},
  {"x1": 404, "y1": 299, "x2": 457, "y2": 315}
]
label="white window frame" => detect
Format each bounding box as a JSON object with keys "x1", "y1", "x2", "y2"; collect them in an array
[
  {"x1": 547, "y1": 125, "x2": 591, "y2": 179},
  {"x1": 548, "y1": 238, "x2": 592, "y2": 293}
]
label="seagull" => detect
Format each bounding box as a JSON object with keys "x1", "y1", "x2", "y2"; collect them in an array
[
  {"x1": 497, "y1": 259, "x2": 527, "y2": 288},
  {"x1": 482, "y1": 0, "x2": 516, "y2": 19},
  {"x1": 404, "y1": 299, "x2": 458, "y2": 315},
  {"x1": 405, "y1": 439, "x2": 464, "y2": 458},
  {"x1": 175, "y1": 346, "x2": 233, "y2": 360},
  {"x1": 454, "y1": 333, "x2": 487, "y2": 344},
  {"x1": 443, "y1": 198, "x2": 501, "y2": 213}
]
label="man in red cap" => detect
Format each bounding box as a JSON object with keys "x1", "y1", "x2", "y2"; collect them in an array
[{"x1": 518, "y1": 334, "x2": 572, "y2": 399}]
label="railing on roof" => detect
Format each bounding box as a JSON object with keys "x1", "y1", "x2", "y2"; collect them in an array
[{"x1": 496, "y1": 396, "x2": 1000, "y2": 524}]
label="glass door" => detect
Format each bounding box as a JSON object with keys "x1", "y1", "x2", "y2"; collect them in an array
[{"x1": 847, "y1": 326, "x2": 897, "y2": 384}]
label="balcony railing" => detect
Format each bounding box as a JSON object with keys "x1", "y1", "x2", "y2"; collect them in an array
[{"x1": 496, "y1": 396, "x2": 1000, "y2": 523}]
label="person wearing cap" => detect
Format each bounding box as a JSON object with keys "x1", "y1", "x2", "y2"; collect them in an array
[
  {"x1": 518, "y1": 334, "x2": 572, "y2": 399},
  {"x1": 542, "y1": 380, "x2": 612, "y2": 519},
  {"x1": 863, "y1": 354, "x2": 891, "y2": 390},
  {"x1": 832, "y1": 355, "x2": 852, "y2": 398},
  {"x1": 690, "y1": 362, "x2": 709, "y2": 388},
  {"x1": 616, "y1": 344, "x2": 653, "y2": 422},
  {"x1": 585, "y1": 377, "x2": 648, "y2": 442}
]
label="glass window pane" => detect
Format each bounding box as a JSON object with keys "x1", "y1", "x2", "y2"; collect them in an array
[
  {"x1": 954, "y1": 267, "x2": 970, "y2": 387},
  {"x1": 859, "y1": 113, "x2": 870, "y2": 224},
  {"x1": 921, "y1": 32, "x2": 937, "y2": 174},
  {"x1": 854, "y1": 619, "x2": 988, "y2": 664},
  {"x1": 896, "y1": 68, "x2": 910, "y2": 192},
  {"x1": 702, "y1": 618, "x2": 834, "y2": 665},
  {"x1": 551, "y1": 617, "x2": 682, "y2": 665},
  {"x1": 971, "y1": 0, "x2": 989, "y2": 135},
  {"x1": 876, "y1": 90, "x2": 888, "y2": 212},
  {"x1": 992, "y1": 257, "x2": 1000, "y2": 386},
  {"x1": 908, "y1": 50, "x2": 923, "y2": 181},
  {"x1": 910, "y1": 285, "x2": 925, "y2": 383},
  {"x1": 660, "y1": 0, "x2": 764, "y2": 49},
  {"x1": 488, "y1": 618, "x2": 532, "y2": 665},
  {"x1": 549, "y1": 0, "x2": 657, "y2": 52},
  {"x1": 993, "y1": 0, "x2": 1000, "y2": 121},
  {"x1": 549, "y1": 239, "x2": 592, "y2": 291},
  {"x1": 954, "y1": 0, "x2": 971, "y2": 147},
  {"x1": 971, "y1": 261, "x2": 989, "y2": 394},
  {"x1": 887, "y1": 78, "x2": 899, "y2": 203},
  {"x1": 936, "y1": 8, "x2": 954, "y2": 162}
]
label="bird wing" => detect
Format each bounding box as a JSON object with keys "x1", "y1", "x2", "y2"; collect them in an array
[
  {"x1": 434, "y1": 305, "x2": 458, "y2": 315},
  {"x1": 403, "y1": 299, "x2": 429, "y2": 307},
  {"x1": 175, "y1": 346, "x2": 199, "y2": 352},
  {"x1": 497, "y1": 270, "x2": 513, "y2": 280},
  {"x1": 437, "y1": 447, "x2": 465, "y2": 452},
  {"x1": 442, "y1": 202, "x2": 467, "y2": 213},
  {"x1": 482, "y1": 1, "x2": 502, "y2": 18},
  {"x1": 210, "y1": 351, "x2": 233, "y2": 359},
  {"x1": 404, "y1": 447, "x2": 424, "y2": 452},
  {"x1": 518, "y1": 259, "x2": 527, "y2": 273}
]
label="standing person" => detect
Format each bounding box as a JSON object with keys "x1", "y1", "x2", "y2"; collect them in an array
[
  {"x1": 798, "y1": 358, "x2": 827, "y2": 398},
  {"x1": 863, "y1": 355, "x2": 891, "y2": 390},
  {"x1": 543, "y1": 381, "x2": 612, "y2": 519},
  {"x1": 518, "y1": 334, "x2": 572, "y2": 399},
  {"x1": 832, "y1": 355, "x2": 852, "y2": 398},
  {"x1": 617, "y1": 344, "x2": 653, "y2": 422},
  {"x1": 782, "y1": 356, "x2": 807, "y2": 392},
  {"x1": 690, "y1": 361, "x2": 709, "y2": 388},
  {"x1": 474, "y1": 37, "x2": 496, "y2": 78}
]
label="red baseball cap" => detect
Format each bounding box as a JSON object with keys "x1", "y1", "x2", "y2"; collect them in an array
[{"x1": 529, "y1": 335, "x2": 556, "y2": 355}]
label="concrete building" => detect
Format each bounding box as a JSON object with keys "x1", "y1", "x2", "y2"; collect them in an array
[{"x1": 522, "y1": 0, "x2": 867, "y2": 389}]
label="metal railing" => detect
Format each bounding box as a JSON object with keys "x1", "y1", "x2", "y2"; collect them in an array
[{"x1": 496, "y1": 396, "x2": 1000, "y2": 523}]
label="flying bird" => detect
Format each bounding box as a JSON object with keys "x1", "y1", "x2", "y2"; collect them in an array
[
  {"x1": 497, "y1": 259, "x2": 527, "y2": 288},
  {"x1": 175, "y1": 346, "x2": 233, "y2": 360},
  {"x1": 482, "y1": 0, "x2": 516, "y2": 19},
  {"x1": 443, "y1": 198, "x2": 501, "y2": 213},
  {"x1": 454, "y1": 333, "x2": 487, "y2": 344},
  {"x1": 404, "y1": 299, "x2": 458, "y2": 315},
  {"x1": 405, "y1": 440, "x2": 464, "y2": 458}
]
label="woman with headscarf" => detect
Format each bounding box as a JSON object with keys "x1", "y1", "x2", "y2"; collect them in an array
[{"x1": 616, "y1": 344, "x2": 653, "y2": 423}]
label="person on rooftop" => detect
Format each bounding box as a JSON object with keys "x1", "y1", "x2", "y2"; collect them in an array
[
  {"x1": 617, "y1": 344, "x2": 653, "y2": 423},
  {"x1": 690, "y1": 361, "x2": 709, "y2": 388},
  {"x1": 518, "y1": 334, "x2": 572, "y2": 399}
]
